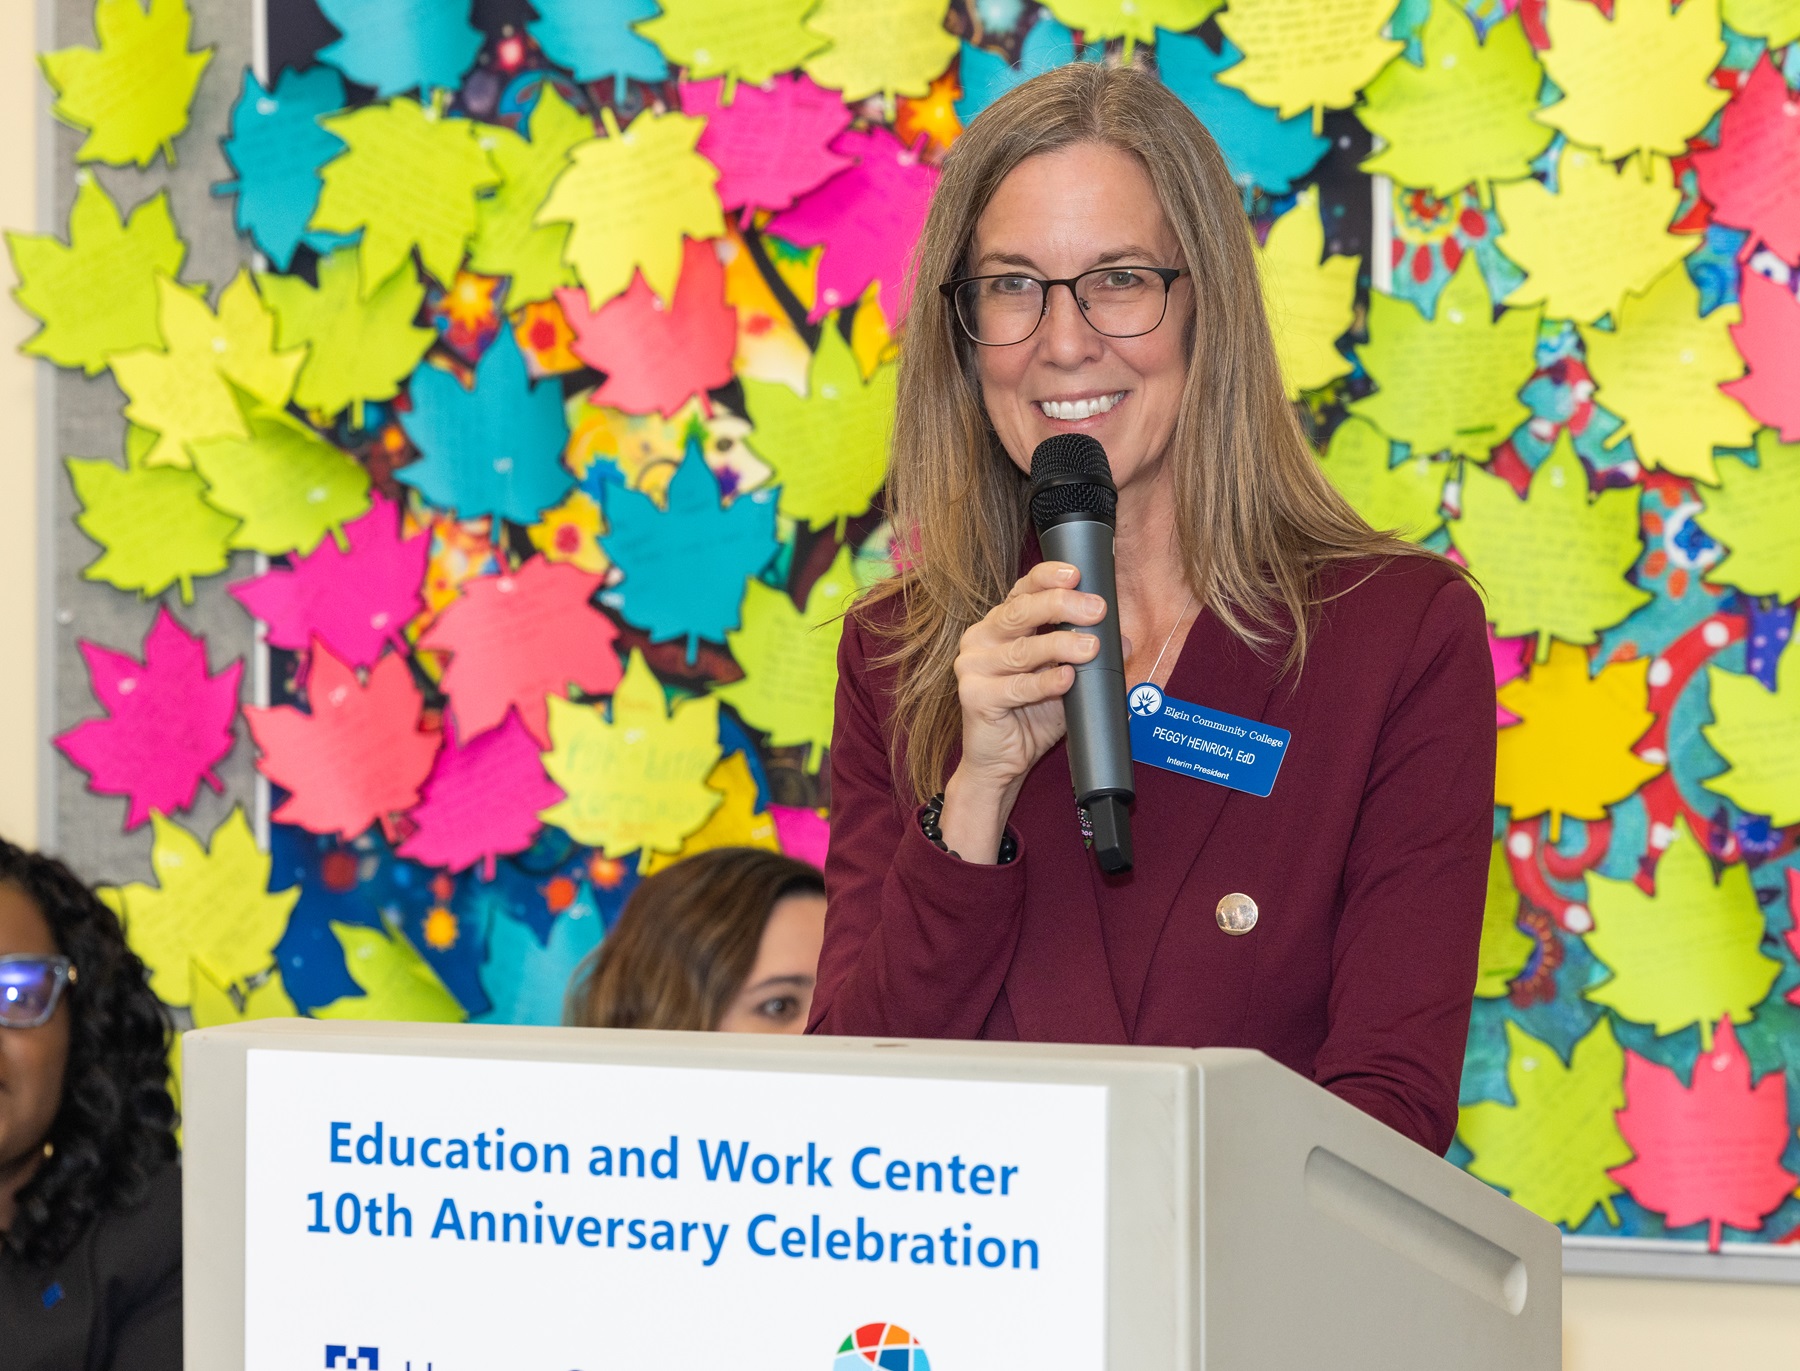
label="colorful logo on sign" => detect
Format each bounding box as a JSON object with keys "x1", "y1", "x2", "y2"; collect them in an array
[{"x1": 834, "y1": 1323, "x2": 931, "y2": 1371}]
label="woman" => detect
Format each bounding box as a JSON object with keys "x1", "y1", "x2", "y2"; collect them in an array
[
  {"x1": 0, "y1": 841, "x2": 181, "y2": 1369},
  {"x1": 810, "y1": 64, "x2": 1494, "y2": 1156},
  {"x1": 572, "y1": 848, "x2": 826, "y2": 1033}
]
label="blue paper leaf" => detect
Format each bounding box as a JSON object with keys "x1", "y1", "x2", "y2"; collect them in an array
[
  {"x1": 528, "y1": 0, "x2": 668, "y2": 99},
  {"x1": 472, "y1": 897, "x2": 604, "y2": 1026},
  {"x1": 954, "y1": 18, "x2": 1101, "y2": 125},
  {"x1": 599, "y1": 437, "x2": 779, "y2": 663},
  {"x1": 396, "y1": 329, "x2": 574, "y2": 524},
  {"x1": 316, "y1": 0, "x2": 483, "y2": 98},
  {"x1": 1155, "y1": 28, "x2": 1331, "y2": 195},
  {"x1": 214, "y1": 67, "x2": 355, "y2": 271}
]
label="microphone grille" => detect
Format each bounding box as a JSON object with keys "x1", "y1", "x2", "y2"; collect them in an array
[
  {"x1": 1030, "y1": 433, "x2": 1111, "y2": 484},
  {"x1": 1029, "y1": 434, "x2": 1116, "y2": 530}
]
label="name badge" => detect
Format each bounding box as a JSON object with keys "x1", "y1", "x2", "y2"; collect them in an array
[{"x1": 1126, "y1": 682, "x2": 1290, "y2": 797}]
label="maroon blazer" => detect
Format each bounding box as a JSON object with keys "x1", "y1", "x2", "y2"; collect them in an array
[{"x1": 809, "y1": 554, "x2": 1496, "y2": 1156}]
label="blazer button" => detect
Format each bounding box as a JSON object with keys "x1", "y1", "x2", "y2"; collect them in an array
[{"x1": 1216, "y1": 892, "x2": 1258, "y2": 935}]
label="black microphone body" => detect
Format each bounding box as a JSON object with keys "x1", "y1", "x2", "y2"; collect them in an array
[{"x1": 1029, "y1": 434, "x2": 1134, "y2": 873}]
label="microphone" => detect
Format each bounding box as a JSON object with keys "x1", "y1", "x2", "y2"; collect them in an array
[{"x1": 1029, "y1": 434, "x2": 1134, "y2": 874}]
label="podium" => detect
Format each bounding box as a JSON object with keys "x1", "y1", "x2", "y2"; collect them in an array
[{"x1": 185, "y1": 1021, "x2": 1559, "y2": 1370}]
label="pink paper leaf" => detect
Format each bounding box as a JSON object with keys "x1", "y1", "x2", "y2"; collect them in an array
[
  {"x1": 397, "y1": 710, "x2": 565, "y2": 878},
  {"x1": 684, "y1": 73, "x2": 854, "y2": 218},
  {"x1": 765, "y1": 125, "x2": 939, "y2": 325},
  {"x1": 1491, "y1": 627, "x2": 1531, "y2": 727},
  {"x1": 1692, "y1": 58, "x2": 1800, "y2": 267},
  {"x1": 1723, "y1": 268, "x2": 1800, "y2": 442},
  {"x1": 54, "y1": 607, "x2": 242, "y2": 829},
  {"x1": 770, "y1": 803, "x2": 829, "y2": 869}
]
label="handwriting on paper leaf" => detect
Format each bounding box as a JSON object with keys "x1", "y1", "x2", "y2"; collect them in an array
[
  {"x1": 466, "y1": 85, "x2": 591, "y2": 309},
  {"x1": 214, "y1": 66, "x2": 351, "y2": 271},
  {"x1": 189, "y1": 395, "x2": 371, "y2": 558},
  {"x1": 1215, "y1": 0, "x2": 1403, "y2": 126},
  {"x1": 1256, "y1": 187, "x2": 1356, "y2": 398},
  {"x1": 637, "y1": 0, "x2": 827, "y2": 88},
  {"x1": 398, "y1": 711, "x2": 566, "y2": 878},
  {"x1": 1703, "y1": 651, "x2": 1800, "y2": 827},
  {"x1": 315, "y1": 0, "x2": 482, "y2": 99},
  {"x1": 1692, "y1": 57, "x2": 1800, "y2": 267},
  {"x1": 1700, "y1": 434, "x2": 1800, "y2": 604},
  {"x1": 40, "y1": 0, "x2": 212, "y2": 167},
  {"x1": 640, "y1": 752, "x2": 782, "y2": 875},
  {"x1": 683, "y1": 73, "x2": 853, "y2": 218},
  {"x1": 1722, "y1": 270, "x2": 1800, "y2": 444},
  {"x1": 67, "y1": 438, "x2": 237, "y2": 604},
  {"x1": 801, "y1": 0, "x2": 959, "y2": 104},
  {"x1": 528, "y1": 0, "x2": 667, "y2": 95}
]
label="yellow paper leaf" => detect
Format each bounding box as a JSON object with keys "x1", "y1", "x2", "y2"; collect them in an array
[
  {"x1": 1316, "y1": 416, "x2": 1449, "y2": 540},
  {"x1": 1703, "y1": 652, "x2": 1800, "y2": 826},
  {"x1": 189, "y1": 962, "x2": 298, "y2": 1028},
  {"x1": 1045, "y1": 0, "x2": 1222, "y2": 46},
  {"x1": 640, "y1": 751, "x2": 781, "y2": 875},
  {"x1": 1495, "y1": 148, "x2": 1696, "y2": 324},
  {"x1": 1580, "y1": 264, "x2": 1756, "y2": 485},
  {"x1": 1216, "y1": 0, "x2": 1405, "y2": 125},
  {"x1": 1476, "y1": 841, "x2": 1535, "y2": 997},
  {"x1": 1701, "y1": 432, "x2": 1800, "y2": 603},
  {"x1": 313, "y1": 922, "x2": 467, "y2": 1022},
  {"x1": 1256, "y1": 187, "x2": 1357, "y2": 397},
  {"x1": 1722, "y1": 0, "x2": 1800, "y2": 45},
  {"x1": 802, "y1": 0, "x2": 959, "y2": 103},
  {"x1": 636, "y1": 0, "x2": 828, "y2": 88},
  {"x1": 39, "y1": 0, "x2": 212, "y2": 167},
  {"x1": 538, "y1": 649, "x2": 724, "y2": 858}
]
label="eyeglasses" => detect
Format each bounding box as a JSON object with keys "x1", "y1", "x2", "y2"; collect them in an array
[
  {"x1": 0, "y1": 955, "x2": 75, "y2": 1029},
  {"x1": 939, "y1": 266, "x2": 1187, "y2": 347}
]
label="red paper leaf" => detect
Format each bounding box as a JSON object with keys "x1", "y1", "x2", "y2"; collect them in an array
[
  {"x1": 396, "y1": 709, "x2": 565, "y2": 878},
  {"x1": 416, "y1": 556, "x2": 623, "y2": 747},
  {"x1": 1693, "y1": 57, "x2": 1800, "y2": 266},
  {"x1": 1723, "y1": 268, "x2": 1800, "y2": 442},
  {"x1": 54, "y1": 606, "x2": 242, "y2": 829},
  {"x1": 245, "y1": 642, "x2": 441, "y2": 841},
  {"x1": 556, "y1": 239, "x2": 737, "y2": 416},
  {"x1": 229, "y1": 491, "x2": 430, "y2": 668},
  {"x1": 1610, "y1": 1018, "x2": 1797, "y2": 1250},
  {"x1": 683, "y1": 73, "x2": 854, "y2": 218}
]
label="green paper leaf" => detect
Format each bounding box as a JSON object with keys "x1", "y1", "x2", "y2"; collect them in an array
[
  {"x1": 742, "y1": 322, "x2": 896, "y2": 531},
  {"x1": 39, "y1": 0, "x2": 213, "y2": 167},
  {"x1": 1584, "y1": 817, "x2": 1781, "y2": 1049},
  {"x1": 1349, "y1": 254, "x2": 1540, "y2": 461},
  {"x1": 636, "y1": 0, "x2": 828, "y2": 88},
  {"x1": 68, "y1": 430, "x2": 238, "y2": 603},
  {"x1": 1045, "y1": 0, "x2": 1222, "y2": 46},
  {"x1": 1256, "y1": 186, "x2": 1357, "y2": 398},
  {"x1": 466, "y1": 85, "x2": 590, "y2": 307},
  {"x1": 1703, "y1": 653, "x2": 1800, "y2": 827},
  {"x1": 1700, "y1": 432, "x2": 1800, "y2": 602},
  {"x1": 313, "y1": 921, "x2": 467, "y2": 1022},
  {"x1": 801, "y1": 0, "x2": 960, "y2": 103},
  {"x1": 1476, "y1": 841, "x2": 1535, "y2": 998},
  {"x1": 1216, "y1": 0, "x2": 1404, "y2": 126},
  {"x1": 189, "y1": 395, "x2": 372, "y2": 557},
  {"x1": 1459, "y1": 1018, "x2": 1631, "y2": 1229},
  {"x1": 1722, "y1": 0, "x2": 1800, "y2": 46},
  {"x1": 5, "y1": 177, "x2": 187, "y2": 374},
  {"x1": 1316, "y1": 417, "x2": 1448, "y2": 540},
  {"x1": 259, "y1": 245, "x2": 435, "y2": 421},
  {"x1": 311, "y1": 97, "x2": 500, "y2": 292}
]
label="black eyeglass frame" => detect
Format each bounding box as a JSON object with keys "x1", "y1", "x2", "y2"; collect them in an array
[
  {"x1": 939, "y1": 266, "x2": 1189, "y2": 347},
  {"x1": 0, "y1": 953, "x2": 76, "y2": 1029}
]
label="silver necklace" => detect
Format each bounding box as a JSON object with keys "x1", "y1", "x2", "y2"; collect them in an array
[{"x1": 1144, "y1": 591, "x2": 1197, "y2": 687}]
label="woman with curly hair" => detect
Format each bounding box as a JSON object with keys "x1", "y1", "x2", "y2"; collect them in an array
[{"x1": 0, "y1": 840, "x2": 181, "y2": 1369}]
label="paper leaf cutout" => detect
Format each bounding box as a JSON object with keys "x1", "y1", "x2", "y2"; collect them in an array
[
  {"x1": 259, "y1": 245, "x2": 434, "y2": 420},
  {"x1": 1460, "y1": 1018, "x2": 1631, "y2": 1228},
  {"x1": 416, "y1": 556, "x2": 623, "y2": 747},
  {"x1": 1535, "y1": 0, "x2": 1729, "y2": 162},
  {"x1": 54, "y1": 607, "x2": 242, "y2": 829},
  {"x1": 1722, "y1": 270, "x2": 1800, "y2": 444},
  {"x1": 1215, "y1": 0, "x2": 1403, "y2": 125},
  {"x1": 683, "y1": 73, "x2": 853, "y2": 217},
  {"x1": 189, "y1": 963, "x2": 298, "y2": 1029},
  {"x1": 1580, "y1": 264, "x2": 1755, "y2": 485},
  {"x1": 636, "y1": 0, "x2": 828, "y2": 88},
  {"x1": 771, "y1": 803, "x2": 829, "y2": 867},
  {"x1": 215, "y1": 66, "x2": 351, "y2": 272},
  {"x1": 715, "y1": 543, "x2": 856, "y2": 771},
  {"x1": 1047, "y1": 0, "x2": 1220, "y2": 45},
  {"x1": 538, "y1": 649, "x2": 724, "y2": 857},
  {"x1": 1703, "y1": 653, "x2": 1800, "y2": 827},
  {"x1": 640, "y1": 751, "x2": 782, "y2": 875},
  {"x1": 1316, "y1": 415, "x2": 1448, "y2": 540},
  {"x1": 742, "y1": 322, "x2": 896, "y2": 530},
  {"x1": 1611, "y1": 1019, "x2": 1797, "y2": 1249},
  {"x1": 1155, "y1": 29, "x2": 1328, "y2": 195},
  {"x1": 557, "y1": 238, "x2": 736, "y2": 415},
  {"x1": 105, "y1": 808, "x2": 298, "y2": 1006},
  {"x1": 312, "y1": 98, "x2": 499, "y2": 292},
  {"x1": 1256, "y1": 187, "x2": 1357, "y2": 397},
  {"x1": 1451, "y1": 433, "x2": 1651, "y2": 659},
  {"x1": 766, "y1": 125, "x2": 939, "y2": 325},
  {"x1": 40, "y1": 0, "x2": 212, "y2": 167},
  {"x1": 397, "y1": 711, "x2": 565, "y2": 877},
  {"x1": 1350, "y1": 254, "x2": 1539, "y2": 461},
  {"x1": 67, "y1": 442, "x2": 236, "y2": 603},
  {"x1": 536, "y1": 106, "x2": 724, "y2": 309},
  {"x1": 189, "y1": 398, "x2": 372, "y2": 557},
  {"x1": 228, "y1": 492, "x2": 429, "y2": 668},
  {"x1": 1494, "y1": 147, "x2": 1694, "y2": 326},
  {"x1": 1359, "y1": 0, "x2": 1551, "y2": 196},
  {"x1": 109, "y1": 271, "x2": 306, "y2": 468},
  {"x1": 313, "y1": 921, "x2": 466, "y2": 1022},
  {"x1": 1494, "y1": 641, "x2": 1663, "y2": 838},
  {"x1": 245, "y1": 644, "x2": 442, "y2": 841},
  {"x1": 1701, "y1": 432, "x2": 1800, "y2": 602},
  {"x1": 1692, "y1": 57, "x2": 1800, "y2": 266},
  {"x1": 599, "y1": 437, "x2": 778, "y2": 660},
  {"x1": 1476, "y1": 841, "x2": 1534, "y2": 998},
  {"x1": 801, "y1": 0, "x2": 959, "y2": 103},
  {"x1": 316, "y1": 0, "x2": 482, "y2": 98},
  {"x1": 1721, "y1": 0, "x2": 1800, "y2": 44},
  {"x1": 1585, "y1": 818, "x2": 1781, "y2": 1049},
  {"x1": 5, "y1": 178, "x2": 185, "y2": 374},
  {"x1": 471, "y1": 902, "x2": 603, "y2": 1026},
  {"x1": 466, "y1": 85, "x2": 591, "y2": 308},
  {"x1": 396, "y1": 328, "x2": 573, "y2": 524},
  {"x1": 528, "y1": 0, "x2": 668, "y2": 92}
]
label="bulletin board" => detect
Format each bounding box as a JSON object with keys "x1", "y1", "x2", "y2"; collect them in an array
[{"x1": 16, "y1": 0, "x2": 1800, "y2": 1282}]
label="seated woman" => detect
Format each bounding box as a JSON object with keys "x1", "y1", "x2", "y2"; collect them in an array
[
  {"x1": 571, "y1": 847, "x2": 826, "y2": 1033},
  {"x1": 0, "y1": 840, "x2": 181, "y2": 1369}
]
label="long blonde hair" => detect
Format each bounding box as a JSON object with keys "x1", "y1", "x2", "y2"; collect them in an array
[{"x1": 867, "y1": 62, "x2": 1433, "y2": 802}]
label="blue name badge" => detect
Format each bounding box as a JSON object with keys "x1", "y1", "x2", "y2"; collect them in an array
[{"x1": 1126, "y1": 682, "x2": 1291, "y2": 797}]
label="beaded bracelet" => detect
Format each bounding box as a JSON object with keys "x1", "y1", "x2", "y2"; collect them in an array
[{"x1": 920, "y1": 792, "x2": 1019, "y2": 865}]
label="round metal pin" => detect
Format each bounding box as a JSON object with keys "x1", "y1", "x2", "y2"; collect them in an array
[{"x1": 1216, "y1": 892, "x2": 1258, "y2": 935}]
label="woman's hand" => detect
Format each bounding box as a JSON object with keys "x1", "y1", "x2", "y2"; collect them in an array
[{"x1": 937, "y1": 561, "x2": 1117, "y2": 862}]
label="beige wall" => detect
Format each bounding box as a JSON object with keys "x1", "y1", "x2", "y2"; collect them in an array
[{"x1": 1, "y1": 0, "x2": 1797, "y2": 1356}]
